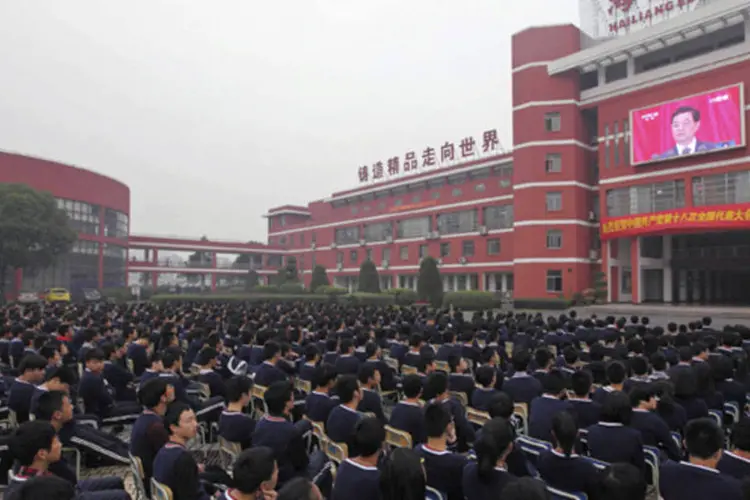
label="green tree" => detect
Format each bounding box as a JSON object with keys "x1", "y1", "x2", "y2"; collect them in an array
[
  {"x1": 417, "y1": 256, "x2": 443, "y2": 308},
  {"x1": 187, "y1": 235, "x2": 212, "y2": 287},
  {"x1": 309, "y1": 265, "x2": 329, "y2": 291},
  {"x1": 244, "y1": 269, "x2": 259, "y2": 292},
  {"x1": 284, "y1": 256, "x2": 299, "y2": 283},
  {"x1": 0, "y1": 184, "x2": 76, "y2": 298},
  {"x1": 358, "y1": 259, "x2": 380, "y2": 293}
]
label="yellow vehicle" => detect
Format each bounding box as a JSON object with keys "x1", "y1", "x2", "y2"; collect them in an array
[{"x1": 44, "y1": 288, "x2": 71, "y2": 303}]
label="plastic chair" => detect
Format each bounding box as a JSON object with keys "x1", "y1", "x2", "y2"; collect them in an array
[
  {"x1": 516, "y1": 435, "x2": 552, "y2": 462},
  {"x1": 450, "y1": 391, "x2": 468, "y2": 407},
  {"x1": 434, "y1": 361, "x2": 450, "y2": 373},
  {"x1": 383, "y1": 356, "x2": 399, "y2": 372},
  {"x1": 62, "y1": 447, "x2": 81, "y2": 479},
  {"x1": 425, "y1": 486, "x2": 446, "y2": 500},
  {"x1": 671, "y1": 431, "x2": 682, "y2": 451},
  {"x1": 219, "y1": 436, "x2": 242, "y2": 469},
  {"x1": 128, "y1": 453, "x2": 148, "y2": 500},
  {"x1": 324, "y1": 439, "x2": 348, "y2": 465},
  {"x1": 295, "y1": 378, "x2": 312, "y2": 395},
  {"x1": 547, "y1": 486, "x2": 587, "y2": 500},
  {"x1": 513, "y1": 403, "x2": 529, "y2": 435},
  {"x1": 251, "y1": 384, "x2": 269, "y2": 418},
  {"x1": 643, "y1": 446, "x2": 660, "y2": 496},
  {"x1": 724, "y1": 402, "x2": 740, "y2": 426},
  {"x1": 467, "y1": 407, "x2": 491, "y2": 427},
  {"x1": 385, "y1": 425, "x2": 413, "y2": 449},
  {"x1": 708, "y1": 409, "x2": 723, "y2": 428},
  {"x1": 584, "y1": 456, "x2": 610, "y2": 470},
  {"x1": 401, "y1": 365, "x2": 418, "y2": 375},
  {"x1": 151, "y1": 478, "x2": 173, "y2": 500}
]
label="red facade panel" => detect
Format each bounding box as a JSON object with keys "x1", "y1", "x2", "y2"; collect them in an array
[
  {"x1": 513, "y1": 70, "x2": 581, "y2": 107},
  {"x1": 511, "y1": 25, "x2": 581, "y2": 69}
]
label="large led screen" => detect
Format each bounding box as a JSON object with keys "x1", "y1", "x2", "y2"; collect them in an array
[{"x1": 630, "y1": 84, "x2": 745, "y2": 167}]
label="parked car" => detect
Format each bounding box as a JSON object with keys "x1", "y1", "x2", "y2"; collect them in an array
[
  {"x1": 17, "y1": 291, "x2": 41, "y2": 304},
  {"x1": 81, "y1": 288, "x2": 102, "y2": 303},
  {"x1": 43, "y1": 288, "x2": 71, "y2": 303}
]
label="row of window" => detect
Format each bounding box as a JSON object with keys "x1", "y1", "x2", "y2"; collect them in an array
[
  {"x1": 55, "y1": 199, "x2": 129, "y2": 239},
  {"x1": 334, "y1": 238, "x2": 503, "y2": 265},
  {"x1": 605, "y1": 169, "x2": 750, "y2": 218},
  {"x1": 602, "y1": 120, "x2": 630, "y2": 169}
]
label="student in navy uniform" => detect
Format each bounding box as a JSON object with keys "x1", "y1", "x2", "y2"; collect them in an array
[
  {"x1": 503, "y1": 350, "x2": 542, "y2": 406},
  {"x1": 717, "y1": 417, "x2": 750, "y2": 480},
  {"x1": 592, "y1": 361, "x2": 626, "y2": 404},
  {"x1": 298, "y1": 344, "x2": 319, "y2": 382},
  {"x1": 388, "y1": 374, "x2": 426, "y2": 446},
  {"x1": 326, "y1": 375, "x2": 364, "y2": 453},
  {"x1": 471, "y1": 365, "x2": 499, "y2": 411},
  {"x1": 357, "y1": 364, "x2": 385, "y2": 423},
  {"x1": 532, "y1": 348, "x2": 554, "y2": 385},
  {"x1": 152, "y1": 402, "x2": 211, "y2": 500},
  {"x1": 402, "y1": 334, "x2": 424, "y2": 369},
  {"x1": 660, "y1": 418, "x2": 743, "y2": 500},
  {"x1": 137, "y1": 352, "x2": 164, "y2": 389},
  {"x1": 415, "y1": 403, "x2": 468, "y2": 500},
  {"x1": 331, "y1": 417, "x2": 384, "y2": 500},
  {"x1": 78, "y1": 349, "x2": 141, "y2": 423},
  {"x1": 29, "y1": 366, "x2": 76, "y2": 418},
  {"x1": 252, "y1": 381, "x2": 310, "y2": 485},
  {"x1": 568, "y1": 370, "x2": 601, "y2": 429},
  {"x1": 599, "y1": 463, "x2": 646, "y2": 500},
  {"x1": 305, "y1": 363, "x2": 338, "y2": 423},
  {"x1": 221, "y1": 447, "x2": 278, "y2": 500},
  {"x1": 101, "y1": 340, "x2": 136, "y2": 402},
  {"x1": 536, "y1": 412, "x2": 602, "y2": 499},
  {"x1": 436, "y1": 331, "x2": 459, "y2": 362},
  {"x1": 8, "y1": 354, "x2": 47, "y2": 424},
  {"x1": 629, "y1": 385, "x2": 681, "y2": 462},
  {"x1": 334, "y1": 338, "x2": 360, "y2": 376},
  {"x1": 379, "y1": 448, "x2": 427, "y2": 500},
  {"x1": 447, "y1": 355, "x2": 475, "y2": 402},
  {"x1": 363, "y1": 341, "x2": 396, "y2": 391},
  {"x1": 529, "y1": 369, "x2": 573, "y2": 443},
  {"x1": 462, "y1": 417, "x2": 517, "y2": 500},
  {"x1": 127, "y1": 331, "x2": 151, "y2": 377},
  {"x1": 195, "y1": 348, "x2": 225, "y2": 399},
  {"x1": 423, "y1": 372, "x2": 475, "y2": 451},
  {"x1": 218, "y1": 376, "x2": 255, "y2": 450},
  {"x1": 130, "y1": 378, "x2": 174, "y2": 490},
  {"x1": 5, "y1": 474, "x2": 76, "y2": 500},
  {"x1": 587, "y1": 391, "x2": 645, "y2": 475},
  {"x1": 672, "y1": 371, "x2": 709, "y2": 421},
  {"x1": 254, "y1": 341, "x2": 289, "y2": 387},
  {"x1": 623, "y1": 356, "x2": 651, "y2": 394}
]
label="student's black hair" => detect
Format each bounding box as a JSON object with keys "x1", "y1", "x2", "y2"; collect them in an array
[
  {"x1": 534, "y1": 348, "x2": 553, "y2": 369},
  {"x1": 542, "y1": 369, "x2": 567, "y2": 396},
  {"x1": 562, "y1": 346, "x2": 578, "y2": 365},
  {"x1": 138, "y1": 377, "x2": 171, "y2": 408},
  {"x1": 401, "y1": 374, "x2": 423, "y2": 399},
  {"x1": 605, "y1": 361, "x2": 626, "y2": 384},
  {"x1": 424, "y1": 402, "x2": 451, "y2": 438},
  {"x1": 551, "y1": 411, "x2": 578, "y2": 456},
  {"x1": 684, "y1": 417, "x2": 724, "y2": 460},
  {"x1": 334, "y1": 375, "x2": 359, "y2": 404},
  {"x1": 195, "y1": 347, "x2": 218, "y2": 366},
  {"x1": 511, "y1": 350, "x2": 531, "y2": 372},
  {"x1": 304, "y1": 344, "x2": 319, "y2": 361},
  {"x1": 45, "y1": 366, "x2": 76, "y2": 386},
  {"x1": 650, "y1": 352, "x2": 667, "y2": 372},
  {"x1": 357, "y1": 364, "x2": 377, "y2": 385},
  {"x1": 600, "y1": 463, "x2": 647, "y2": 500},
  {"x1": 84, "y1": 348, "x2": 105, "y2": 363},
  {"x1": 164, "y1": 401, "x2": 193, "y2": 433},
  {"x1": 18, "y1": 354, "x2": 47, "y2": 373},
  {"x1": 264, "y1": 381, "x2": 294, "y2": 415},
  {"x1": 475, "y1": 365, "x2": 496, "y2": 388},
  {"x1": 500, "y1": 477, "x2": 551, "y2": 500},
  {"x1": 35, "y1": 390, "x2": 67, "y2": 421},
  {"x1": 225, "y1": 376, "x2": 254, "y2": 403},
  {"x1": 422, "y1": 372, "x2": 448, "y2": 401},
  {"x1": 365, "y1": 341, "x2": 379, "y2": 359},
  {"x1": 629, "y1": 356, "x2": 648, "y2": 376},
  {"x1": 673, "y1": 371, "x2": 698, "y2": 399},
  {"x1": 379, "y1": 448, "x2": 426, "y2": 500},
  {"x1": 277, "y1": 477, "x2": 316, "y2": 500},
  {"x1": 600, "y1": 391, "x2": 632, "y2": 425},
  {"x1": 10, "y1": 421, "x2": 57, "y2": 466},
  {"x1": 311, "y1": 363, "x2": 337, "y2": 389},
  {"x1": 339, "y1": 338, "x2": 354, "y2": 353},
  {"x1": 39, "y1": 344, "x2": 59, "y2": 361},
  {"x1": 628, "y1": 384, "x2": 657, "y2": 408},
  {"x1": 263, "y1": 340, "x2": 281, "y2": 361},
  {"x1": 353, "y1": 417, "x2": 385, "y2": 457},
  {"x1": 474, "y1": 418, "x2": 513, "y2": 482},
  {"x1": 5, "y1": 475, "x2": 76, "y2": 500},
  {"x1": 571, "y1": 370, "x2": 592, "y2": 397},
  {"x1": 487, "y1": 392, "x2": 513, "y2": 419},
  {"x1": 231, "y1": 447, "x2": 276, "y2": 494}
]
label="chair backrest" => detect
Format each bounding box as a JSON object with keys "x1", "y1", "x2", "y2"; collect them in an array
[
  {"x1": 7, "y1": 410, "x2": 18, "y2": 429},
  {"x1": 467, "y1": 407, "x2": 491, "y2": 427},
  {"x1": 516, "y1": 435, "x2": 552, "y2": 457},
  {"x1": 643, "y1": 446, "x2": 660, "y2": 495},
  {"x1": 295, "y1": 378, "x2": 312, "y2": 395},
  {"x1": 189, "y1": 364, "x2": 201, "y2": 376},
  {"x1": 434, "y1": 361, "x2": 450, "y2": 373},
  {"x1": 383, "y1": 356, "x2": 399, "y2": 372},
  {"x1": 584, "y1": 456, "x2": 610, "y2": 470},
  {"x1": 151, "y1": 478, "x2": 173, "y2": 500},
  {"x1": 425, "y1": 485, "x2": 446, "y2": 500},
  {"x1": 708, "y1": 409, "x2": 723, "y2": 428},
  {"x1": 546, "y1": 486, "x2": 587, "y2": 500},
  {"x1": 324, "y1": 439, "x2": 348, "y2": 464},
  {"x1": 129, "y1": 453, "x2": 148, "y2": 500},
  {"x1": 401, "y1": 365, "x2": 418, "y2": 375},
  {"x1": 385, "y1": 425, "x2": 413, "y2": 449},
  {"x1": 513, "y1": 403, "x2": 529, "y2": 434},
  {"x1": 126, "y1": 358, "x2": 135, "y2": 374},
  {"x1": 219, "y1": 436, "x2": 242, "y2": 461},
  {"x1": 450, "y1": 391, "x2": 468, "y2": 407}
]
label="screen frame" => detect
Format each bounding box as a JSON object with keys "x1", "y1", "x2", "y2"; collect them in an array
[{"x1": 628, "y1": 83, "x2": 746, "y2": 167}]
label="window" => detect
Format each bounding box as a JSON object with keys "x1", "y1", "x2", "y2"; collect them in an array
[
  {"x1": 393, "y1": 199, "x2": 403, "y2": 207},
  {"x1": 72, "y1": 240, "x2": 99, "y2": 255},
  {"x1": 604, "y1": 124, "x2": 610, "y2": 169},
  {"x1": 487, "y1": 239, "x2": 500, "y2": 255},
  {"x1": 436, "y1": 209, "x2": 478, "y2": 235},
  {"x1": 546, "y1": 270, "x2": 563, "y2": 293},
  {"x1": 351, "y1": 206, "x2": 359, "y2": 215},
  {"x1": 483, "y1": 205, "x2": 513, "y2": 230},
  {"x1": 382, "y1": 248, "x2": 391, "y2": 263},
  {"x1": 546, "y1": 230, "x2": 563, "y2": 249},
  {"x1": 400, "y1": 246, "x2": 408, "y2": 260},
  {"x1": 474, "y1": 183, "x2": 486, "y2": 192},
  {"x1": 411, "y1": 195, "x2": 421, "y2": 203},
  {"x1": 623, "y1": 119, "x2": 630, "y2": 165},
  {"x1": 546, "y1": 192, "x2": 562, "y2": 211},
  {"x1": 693, "y1": 170, "x2": 750, "y2": 206},
  {"x1": 280, "y1": 215, "x2": 286, "y2": 226},
  {"x1": 337, "y1": 252, "x2": 344, "y2": 264},
  {"x1": 57, "y1": 199, "x2": 101, "y2": 236},
  {"x1": 267, "y1": 255, "x2": 283, "y2": 267},
  {"x1": 335, "y1": 227, "x2": 360, "y2": 245},
  {"x1": 544, "y1": 112, "x2": 561, "y2": 132},
  {"x1": 431, "y1": 191, "x2": 441, "y2": 200},
  {"x1": 397, "y1": 216, "x2": 431, "y2": 239},
  {"x1": 363, "y1": 222, "x2": 393, "y2": 242},
  {"x1": 640, "y1": 236, "x2": 663, "y2": 259},
  {"x1": 419, "y1": 244, "x2": 428, "y2": 259},
  {"x1": 606, "y1": 180, "x2": 685, "y2": 217},
  {"x1": 462, "y1": 241, "x2": 475, "y2": 257},
  {"x1": 451, "y1": 188, "x2": 463, "y2": 197},
  {"x1": 311, "y1": 232, "x2": 317, "y2": 243},
  {"x1": 440, "y1": 242, "x2": 451, "y2": 257},
  {"x1": 614, "y1": 122, "x2": 620, "y2": 166},
  {"x1": 349, "y1": 250, "x2": 358, "y2": 264},
  {"x1": 366, "y1": 248, "x2": 373, "y2": 261},
  {"x1": 545, "y1": 154, "x2": 562, "y2": 173},
  {"x1": 103, "y1": 208, "x2": 128, "y2": 239}
]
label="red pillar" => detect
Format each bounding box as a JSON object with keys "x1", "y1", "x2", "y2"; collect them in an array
[
  {"x1": 630, "y1": 236, "x2": 640, "y2": 304},
  {"x1": 12, "y1": 269, "x2": 23, "y2": 299}
]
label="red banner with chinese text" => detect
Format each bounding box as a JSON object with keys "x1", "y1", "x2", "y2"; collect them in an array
[{"x1": 600, "y1": 203, "x2": 750, "y2": 240}]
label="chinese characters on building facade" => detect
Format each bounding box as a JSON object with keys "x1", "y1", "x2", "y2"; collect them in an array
[{"x1": 357, "y1": 129, "x2": 503, "y2": 183}]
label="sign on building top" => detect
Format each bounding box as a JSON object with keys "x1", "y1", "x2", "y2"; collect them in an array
[{"x1": 581, "y1": 0, "x2": 708, "y2": 38}]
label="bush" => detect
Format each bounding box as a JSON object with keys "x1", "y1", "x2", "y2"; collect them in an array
[
  {"x1": 254, "y1": 285, "x2": 280, "y2": 293},
  {"x1": 385, "y1": 288, "x2": 418, "y2": 305},
  {"x1": 442, "y1": 291, "x2": 500, "y2": 310},
  {"x1": 341, "y1": 292, "x2": 395, "y2": 306},
  {"x1": 150, "y1": 293, "x2": 329, "y2": 304},
  {"x1": 309, "y1": 265, "x2": 330, "y2": 291},
  {"x1": 358, "y1": 260, "x2": 380, "y2": 293},
  {"x1": 513, "y1": 298, "x2": 571, "y2": 310},
  {"x1": 417, "y1": 257, "x2": 443, "y2": 308},
  {"x1": 279, "y1": 283, "x2": 306, "y2": 294},
  {"x1": 315, "y1": 285, "x2": 348, "y2": 295},
  {"x1": 101, "y1": 287, "x2": 133, "y2": 303}
]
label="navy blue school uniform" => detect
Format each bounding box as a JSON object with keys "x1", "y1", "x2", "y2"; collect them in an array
[
  {"x1": 103, "y1": 361, "x2": 135, "y2": 401},
  {"x1": 7, "y1": 378, "x2": 36, "y2": 423},
  {"x1": 130, "y1": 410, "x2": 169, "y2": 485},
  {"x1": 218, "y1": 410, "x2": 255, "y2": 449},
  {"x1": 9, "y1": 338, "x2": 24, "y2": 366},
  {"x1": 659, "y1": 402, "x2": 688, "y2": 432},
  {"x1": 152, "y1": 442, "x2": 210, "y2": 500},
  {"x1": 331, "y1": 459, "x2": 380, "y2": 500},
  {"x1": 717, "y1": 450, "x2": 750, "y2": 480},
  {"x1": 537, "y1": 449, "x2": 602, "y2": 498},
  {"x1": 461, "y1": 344, "x2": 480, "y2": 365},
  {"x1": 461, "y1": 461, "x2": 515, "y2": 500},
  {"x1": 298, "y1": 362, "x2": 317, "y2": 381},
  {"x1": 388, "y1": 401, "x2": 426, "y2": 445},
  {"x1": 503, "y1": 373, "x2": 543, "y2": 405},
  {"x1": 248, "y1": 345, "x2": 264, "y2": 366},
  {"x1": 0, "y1": 337, "x2": 9, "y2": 365},
  {"x1": 436, "y1": 343, "x2": 460, "y2": 362},
  {"x1": 568, "y1": 398, "x2": 601, "y2": 429},
  {"x1": 529, "y1": 395, "x2": 574, "y2": 443},
  {"x1": 357, "y1": 388, "x2": 386, "y2": 423},
  {"x1": 235, "y1": 344, "x2": 252, "y2": 363},
  {"x1": 138, "y1": 369, "x2": 161, "y2": 389},
  {"x1": 586, "y1": 422, "x2": 645, "y2": 475},
  {"x1": 416, "y1": 444, "x2": 468, "y2": 500},
  {"x1": 252, "y1": 415, "x2": 309, "y2": 484},
  {"x1": 591, "y1": 386, "x2": 618, "y2": 405},
  {"x1": 440, "y1": 397, "x2": 476, "y2": 449},
  {"x1": 623, "y1": 376, "x2": 650, "y2": 394},
  {"x1": 388, "y1": 343, "x2": 407, "y2": 363},
  {"x1": 449, "y1": 373, "x2": 475, "y2": 401},
  {"x1": 305, "y1": 391, "x2": 337, "y2": 423},
  {"x1": 79, "y1": 369, "x2": 116, "y2": 417},
  {"x1": 364, "y1": 358, "x2": 396, "y2": 391},
  {"x1": 402, "y1": 351, "x2": 422, "y2": 369},
  {"x1": 322, "y1": 351, "x2": 339, "y2": 365},
  {"x1": 354, "y1": 347, "x2": 368, "y2": 363},
  {"x1": 471, "y1": 387, "x2": 499, "y2": 411},
  {"x1": 674, "y1": 396, "x2": 709, "y2": 421},
  {"x1": 630, "y1": 408, "x2": 681, "y2": 461},
  {"x1": 29, "y1": 385, "x2": 48, "y2": 417},
  {"x1": 197, "y1": 369, "x2": 225, "y2": 398},
  {"x1": 660, "y1": 461, "x2": 743, "y2": 500},
  {"x1": 326, "y1": 404, "x2": 362, "y2": 453},
  {"x1": 254, "y1": 361, "x2": 288, "y2": 387},
  {"x1": 716, "y1": 379, "x2": 747, "y2": 407},
  {"x1": 334, "y1": 354, "x2": 360, "y2": 375},
  {"x1": 126, "y1": 343, "x2": 149, "y2": 376}
]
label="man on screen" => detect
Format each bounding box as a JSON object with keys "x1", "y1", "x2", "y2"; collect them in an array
[{"x1": 655, "y1": 106, "x2": 717, "y2": 159}]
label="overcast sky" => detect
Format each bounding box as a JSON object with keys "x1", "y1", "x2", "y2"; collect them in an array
[{"x1": 0, "y1": 1, "x2": 579, "y2": 242}]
